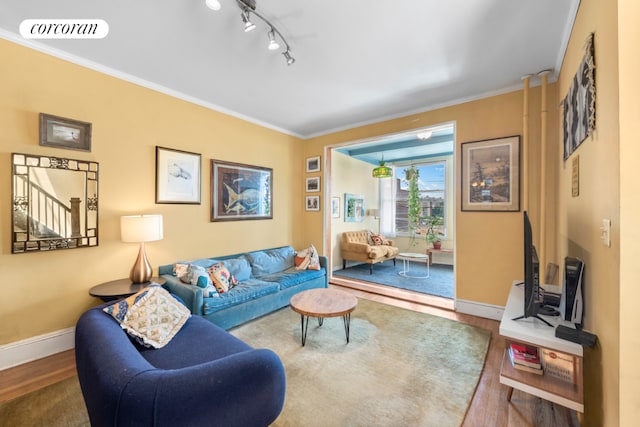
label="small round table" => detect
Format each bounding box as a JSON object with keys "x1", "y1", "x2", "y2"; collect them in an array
[
  {"x1": 89, "y1": 277, "x2": 166, "y2": 302},
  {"x1": 290, "y1": 288, "x2": 358, "y2": 346},
  {"x1": 397, "y1": 252, "x2": 430, "y2": 278}
]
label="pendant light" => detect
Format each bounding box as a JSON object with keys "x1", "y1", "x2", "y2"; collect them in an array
[{"x1": 372, "y1": 155, "x2": 392, "y2": 178}]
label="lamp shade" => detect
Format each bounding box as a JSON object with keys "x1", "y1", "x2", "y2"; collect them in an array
[
  {"x1": 121, "y1": 215, "x2": 163, "y2": 243},
  {"x1": 372, "y1": 162, "x2": 393, "y2": 178}
]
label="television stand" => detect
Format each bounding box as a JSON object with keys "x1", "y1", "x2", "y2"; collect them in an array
[
  {"x1": 500, "y1": 281, "x2": 584, "y2": 413},
  {"x1": 511, "y1": 313, "x2": 553, "y2": 327}
]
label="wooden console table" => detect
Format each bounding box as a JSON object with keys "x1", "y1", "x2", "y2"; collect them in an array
[
  {"x1": 499, "y1": 281, "x2": 584, "y2": 412},
  {"x1": 425, "y1": 248, "x2": 453, "y2": 265}
]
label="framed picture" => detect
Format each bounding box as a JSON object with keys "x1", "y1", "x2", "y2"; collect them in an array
[
  {"x1": 306, "y1": 156, "x2": 321, "y2": 173},
  {"x1": 306, "y1": 195, "x2": 320, "y2": 211},
  {"x1": 344, "y1": 193, "x2": 365, "y2": 222},
  {"x1": 211, "y1": 160, "x2": 272, "y2": 221},
  {"x1": 39, "y1": 113, "x2": 92, "y2": 152},
  {"x1": 461, "y1": 135, "x2": 520, "y2": 212},
  {"x1": 156, "y1": 146, "x2": 201, "y2": 204},
  {"x1": 331, "y1": 196, "x2": 340, "y2": 218},
  {"x1": 306, "y1": 176, "x2": 320, "y2": 192}
]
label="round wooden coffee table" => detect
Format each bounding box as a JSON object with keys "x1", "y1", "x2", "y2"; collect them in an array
[{"x1": 290, "y1": 288, "x2": 358, "y2": 346}]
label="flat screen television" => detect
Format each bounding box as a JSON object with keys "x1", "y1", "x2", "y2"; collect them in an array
[{"x1": 512, "y1": 211, "x2": 552, "y2": 326}]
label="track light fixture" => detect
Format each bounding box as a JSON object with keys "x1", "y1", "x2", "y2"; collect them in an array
[
  {"x1": 241, "y1": 10, "x2": 256, "y2": 32},
  {"x1": 205, "y1": 0, "x2": 295, "y2": 66}
]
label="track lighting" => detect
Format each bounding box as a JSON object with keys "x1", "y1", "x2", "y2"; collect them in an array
[
  {"x1": 283, "y1": 50, "x2": 295, "y2": 65},
  {"x1": 205, "y1": 0, "x2": 221, "y2": 11},
  {"x1": 241, "y1": 10, "x2": 256, "y2": 32},
  {"x1": 205, "y1": 0, "x2": 295, "y2": 66},
  {"x1": 267, "y1": 29, "x2": 280, "y2": 50}
]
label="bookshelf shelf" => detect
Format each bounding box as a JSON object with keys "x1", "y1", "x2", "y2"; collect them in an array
[{"x1": 499, "y1": 282, "x2": 584, "y2": 413}]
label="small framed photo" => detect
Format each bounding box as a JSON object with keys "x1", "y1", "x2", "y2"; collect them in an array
[
  {"x1": 331, "y1": 196, "x2": 340, "y2": 218},
  {"x1": 306, "y1": 195, "x2": 320, "y2": 211},
  {"x1": 156, "y1": 146, "x2": 202, "y2": 204},
  {"x1": 39, "y1": 113, "x2": 92, "y2": 152},
  {"x1": 344, "y1": 193, "x2": 365, "y2": 222},
  {"x1": 306, "y1": 176, "x2": 320, "y2": 192},
  {"x1": 461, "y1": 135, "x2": 520, "y2": 212},
  {"x1": 306, "y1": 156, "x2": 321, "y2": 173}
]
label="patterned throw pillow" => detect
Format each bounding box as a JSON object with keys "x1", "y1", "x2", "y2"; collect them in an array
[
  {"x1": 174, "y1": 263, "x2": 218, "y2": 297},
  {"x1": 102, "y1": 285, "x2": 191, "y2": 349},
  {"x1": 370, "y1": 233, "x2": 389, "y2": 246},
  {"x1": 207, "y1": 263, "x2": 238, "y2": 294},
  {"x1": 294, "y1": 244, "x2": 321, "y2": 270}
]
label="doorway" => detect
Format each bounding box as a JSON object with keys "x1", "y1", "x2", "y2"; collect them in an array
[{"x1": 324, "y1": 123, "x2": 456, "y2": 309}]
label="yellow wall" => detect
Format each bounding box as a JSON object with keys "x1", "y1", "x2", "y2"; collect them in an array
[
  {"x1": 306, "y1": 87, "x2": 555, "y2": 307},
  {"x1": 0, "y1": 38, "x2": 304, "y2": 343},
  {"x1": 618, "y1": 0, "x2": 640, "y2": 424},
  {"x1": 328, "y1": 151, "x2": 380, "y2": 270},
  {"x1": 556, "y1": 1, "x2": 620, "y2": 425}
]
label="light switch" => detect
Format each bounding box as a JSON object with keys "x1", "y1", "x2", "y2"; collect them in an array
[{"x1": 600, "y1": 219, "x2": 611, "y2": 247}]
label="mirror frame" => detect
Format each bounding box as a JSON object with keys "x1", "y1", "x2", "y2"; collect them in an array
[{"x1": 12, "y1": 153, "x2": 99, "y2": 253}]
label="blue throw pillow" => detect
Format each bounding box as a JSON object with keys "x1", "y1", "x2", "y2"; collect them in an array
[
  {"x1": 247, "y1": 247, "x2": 295, "y2": 277},
  {"x1": 223, "y1": 255, "x2": 252, "y2": 282}
]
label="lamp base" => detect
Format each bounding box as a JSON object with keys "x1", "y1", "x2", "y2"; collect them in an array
[{"x1": 130, "y1": 242, "x2": 153, "y2": 284}]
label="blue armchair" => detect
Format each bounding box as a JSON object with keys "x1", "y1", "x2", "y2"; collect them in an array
[{"x1": 75, "y1": 304, "x2": 286, "y2": 427}]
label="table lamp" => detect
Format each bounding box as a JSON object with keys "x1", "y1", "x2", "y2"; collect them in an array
[{"x1": 121, "y1": 214, "x2": 163, "y2": 284}]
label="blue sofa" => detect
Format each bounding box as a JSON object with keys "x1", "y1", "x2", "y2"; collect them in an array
[
  {"x1": 75, "y1": 302, "x2": 286, "y2": 427},
  {"x1": 159, "y1": 246, "x2": 328, "y2": 330}
]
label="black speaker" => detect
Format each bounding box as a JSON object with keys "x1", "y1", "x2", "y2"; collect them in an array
[{"x1": 559, "y1": 257, "x2": 584, "y2": 325}]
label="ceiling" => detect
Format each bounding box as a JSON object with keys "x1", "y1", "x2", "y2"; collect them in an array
[{"x1": 0, "y1": 0, "x2": 579, "y2": 139}]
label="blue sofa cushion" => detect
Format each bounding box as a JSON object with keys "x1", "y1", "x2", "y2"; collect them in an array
[
  {"x1": 222, "y1": 255, "x2": 252, "y2": 282},
  {"x1": 259, "y1": 267, "x2": 327, "y2": 289},
  {"x1": 247, "y1": 247, "x2": 295, "y2": 277},
  {"x1": 138, "y1": 315, "x2": 253, "y2": 369},
  {"x1": 203, "y1": 279, "x2": 279, "y2": 314}
]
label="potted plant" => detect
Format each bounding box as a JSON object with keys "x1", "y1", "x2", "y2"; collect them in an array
[
  {"x1": 404, "y1": 165, "x2": 421, "y2": 245},
  {"x1": 421, "y1": 215, "x2": 444, "y2": 249}
]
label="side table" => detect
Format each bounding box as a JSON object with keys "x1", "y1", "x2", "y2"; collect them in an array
[{"x1": 89, "y1": 277, "x2": 166, "y2": 302}]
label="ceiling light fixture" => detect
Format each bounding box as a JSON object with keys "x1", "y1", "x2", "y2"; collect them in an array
[
  {"x1": 205, "y1": 0, "x2": 221, "y2": 11},
  {"x1": 241, "y1": 10, "x2": 256, "y2": 32},
  {"x1": 267, "y1": 28, "x2": 280, "y2": 50},
  {"x1": 372, "y1": 155, "x2": 393, "y2": 178},
  {"x1": 417, "y1": 131, "x2": 433, "y2": 140},
  {"x1": 206, "y1": 0, "x2": 295, "y2": 66}
]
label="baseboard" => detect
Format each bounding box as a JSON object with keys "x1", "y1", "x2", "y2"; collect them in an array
[
  {"x1": 0, "y1": 327, "x2": 75, "y2": 371},
  {"x1": 456, "y1": 299, "x2": 504, "y2": 321}
]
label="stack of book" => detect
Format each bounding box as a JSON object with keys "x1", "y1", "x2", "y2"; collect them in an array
[{"x1": 508, "y1": 343, "x2": 543, "y2": 375}]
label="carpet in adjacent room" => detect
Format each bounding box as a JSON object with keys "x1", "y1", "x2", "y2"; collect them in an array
[
  {"x1": 333, "y1": 261, "x2": 454, "y2": 298},
  {"x1": 232, "y1": 297, "x2": 490, "y2": 427}
]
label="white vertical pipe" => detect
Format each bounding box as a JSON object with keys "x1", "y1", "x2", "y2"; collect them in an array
[
  {"x1": 538, "y1": 70, "x2": 551, "y2": 276},
  {"x1": 522, "y1": 75, "x2": 532, "y2": 213}
]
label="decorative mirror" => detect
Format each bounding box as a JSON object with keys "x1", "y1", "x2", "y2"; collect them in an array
[{"x1": 12, "y1": 153, "x2": 99, "y2": 253}]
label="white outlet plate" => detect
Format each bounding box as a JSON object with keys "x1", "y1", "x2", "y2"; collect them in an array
[{"x1": 601, "y1": 219, "x2": 611, "y2": 247}]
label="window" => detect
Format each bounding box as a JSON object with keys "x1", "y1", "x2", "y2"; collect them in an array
[{"x1": 380, "y1": 159, "x2": 448, "y2": 237}]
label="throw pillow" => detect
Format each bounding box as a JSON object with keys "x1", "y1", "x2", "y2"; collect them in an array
[
  {"x1": 294, "y1": 244, "x2": 320, "y2": 270},
  {"x1": 175, "y1": 264, "x2": 218, "y2": 297},
  {"x1": 102, "y1": 285, "x2": 191, "y2": 349},
  {"x1": 370, "y1": 233, "x2": 389, "y2": 246},
  {"x1": 207, "y1": 263, "x2": 238, "y2": 294}
]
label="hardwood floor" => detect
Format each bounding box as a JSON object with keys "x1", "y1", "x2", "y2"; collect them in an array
[{"x1": 0, "y1": 282, "x2": 580, "y2": 426}]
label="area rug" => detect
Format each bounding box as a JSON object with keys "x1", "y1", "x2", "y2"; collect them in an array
[
  {"x1": 333, "y1": 261, "x2": 454, "y2": 298},
  {"x1": 1, "y1": 299, "x2": 489, "y2": 427},
  {"x1": 232, "y1": 298, "x2": 490, "y2": 426},
  {"x1": 0, "y1": 376, "x2": 89, "y2": 427}
]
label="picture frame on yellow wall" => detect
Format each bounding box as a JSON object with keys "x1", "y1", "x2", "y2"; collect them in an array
[
  {"x1": 39, "y1": 113, "x2": 92, "y2": 152},
  {"x1": 306, "y1": 156, "x2": 321, "y2": 173},
  {"x1": 156, "y1": 146, "x2": 202, "y2": 204},
  {"x1": 306, "y1": 195, "x2": 320, "y2": 211},
  {"x1": 461, "y1": 135, "x2": 520, "y2": 212}
]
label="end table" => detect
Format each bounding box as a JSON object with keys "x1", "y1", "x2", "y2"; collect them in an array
[{"x1": 89, "y1": 277, "x2": 166, "y2": 302}]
